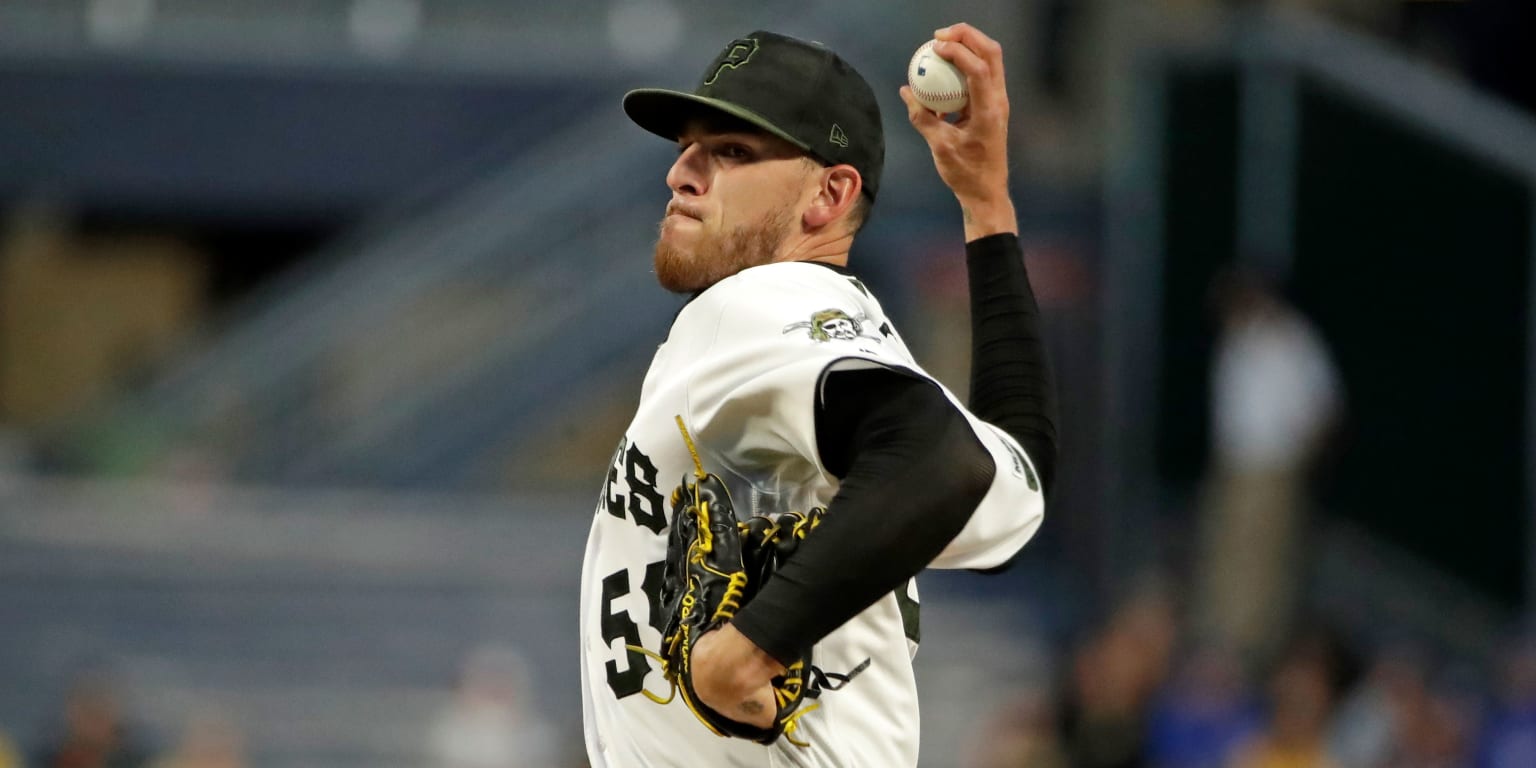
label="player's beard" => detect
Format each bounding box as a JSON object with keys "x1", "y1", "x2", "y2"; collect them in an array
[{"x1": 653, "y1": 203, "x2": 796, "y2": 294}]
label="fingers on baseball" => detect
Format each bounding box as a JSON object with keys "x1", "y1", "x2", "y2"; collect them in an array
[
  {"x1": 900, "y1": 85, "x2": 947, "y2": 134},
  {"x1": 932, "y1": 39, "x2": 988, "y2": 80},
  {"x1": 931, "y1": 41, "x2": 996, "y2": 116},
  {"x1": 935, "y1": 23, "x2": 1005, "y2": 69},
  {"x1": 934, "y1": 24, "x2": 1007, "y2": 113}
]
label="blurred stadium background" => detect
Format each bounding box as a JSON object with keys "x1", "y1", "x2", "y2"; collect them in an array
[{"x1": 0, "y1": 0, "x2": 1533, "y2": 766}]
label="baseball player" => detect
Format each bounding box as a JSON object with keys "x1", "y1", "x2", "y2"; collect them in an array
[{"x1": 579, "y1": 23, "x2": 1058, "y2": 766}]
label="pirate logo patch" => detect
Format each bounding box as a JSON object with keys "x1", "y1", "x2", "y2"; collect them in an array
[{"x1": 783, "y1": 308, "x2": 882, "y2": 343}]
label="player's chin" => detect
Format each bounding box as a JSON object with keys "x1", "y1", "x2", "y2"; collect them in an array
[{"x1": 653, "y1": 242, "x2": 708, "y2": 294}]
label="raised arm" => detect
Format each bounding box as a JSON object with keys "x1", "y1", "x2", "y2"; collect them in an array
[{"x1": 903, "y1": 22, "x2": 1058, "y2": 494}]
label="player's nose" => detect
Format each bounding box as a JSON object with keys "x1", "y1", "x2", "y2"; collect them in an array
[{"x1": 666, "y1": 143, "x2": 707, "y2": 197}]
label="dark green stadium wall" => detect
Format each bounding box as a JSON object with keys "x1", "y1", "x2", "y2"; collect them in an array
[
  {"x1": 1154, "y1": 62, "x2": 1532, "y2": 606},
  {"x1": 1291, "y1": 77, "x2": 1530, "y2": 604},
  {"x1": 1155, "y1": 64, "x2": 1240, "y2": 492}
]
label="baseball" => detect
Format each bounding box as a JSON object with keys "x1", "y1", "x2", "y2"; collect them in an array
[{"x1": 907, "y1": 40, "x2": 968, "y2": 114}]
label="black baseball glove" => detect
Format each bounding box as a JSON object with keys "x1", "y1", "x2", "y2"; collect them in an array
[{"x1": 644, "y1": 469, "x2": 826, "y2": 746}]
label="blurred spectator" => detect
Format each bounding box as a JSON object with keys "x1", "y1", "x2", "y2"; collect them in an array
[
  {"x1": 1330, "y1": 646, "x2": 1468, "y2": 768},
  {"x1": 31, "y1": 672, "x2": 151, "y2": 768},
  {"x1": 1146, "y1": 643, "x2": 1261, "y2": 768},
  {"x1": 1230, "y1": 640, "x2": 1344, "y2": 768},
  {"x1": 1060, "y1": 588, "x2": 1178, "y2": 768},
  {"x1": 429, "y1": 644, "x2": 558, "y2": 768},
  {"x1": 1196, "y1": 270, "x2": 1341, "y2": 667},
  {"x1": 1329, "y1": 649, "x2": 1408, "y2": 768},
  {"x1": 0, "y1": 728, "x2": 19, "y2": 768},
  {"x1": 967, "y1": 691, "x2": 1069, "y2": 768},
  {"x1": 1474, "y1": 638, "x2": 1536, "y2": 768},
  {"x1": 153, "y1": 715, "x2": 245, "y2": 768}
]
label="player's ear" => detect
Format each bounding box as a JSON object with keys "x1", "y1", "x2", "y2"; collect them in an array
[{"x1": 803, "y1": 165, "x2": 862, "y2": 231}]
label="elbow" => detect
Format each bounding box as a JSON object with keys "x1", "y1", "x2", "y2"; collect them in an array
[
  {"x1": 1017, "y1": 429, "x2": 1057, "y2": 499},
  {"x1": 1035, "y1": 448, "x2": 1057, "y2": 499},
  {"x1": 971, "y1": 552, "x2": 1021, "y2": 575},
  {"x1": 964, "y1": 493, "x2": 1041, "y2": 576},
  {"x1": 966, "y1": 432, "x2": 1048, "y2": 576},
  {"x1": 951, "y1": 423, "x2": 998, "y2": 509}
]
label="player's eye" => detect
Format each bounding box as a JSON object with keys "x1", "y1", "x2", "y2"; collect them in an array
[{"x1": 717, "y1": 144, "x2": 752, "y2": 160}]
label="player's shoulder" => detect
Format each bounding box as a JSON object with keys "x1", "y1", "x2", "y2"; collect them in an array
[
  {"x1": 711, "y1": 261, "x2": 864, "y2": 302},
  {"x1": 699, "y1": 262, "x2": 875, "y2": 325},
  {"x1": 690, "y1": 262, "x2": 887, "y2": 347}
]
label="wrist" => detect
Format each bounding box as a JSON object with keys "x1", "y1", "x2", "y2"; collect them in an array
[
  {"x1": 721, "y1": 623, "x2": 787, "y2": 679},
  {"x1": 960, "y1": 198, "x2": 1018, "y2": 241}
]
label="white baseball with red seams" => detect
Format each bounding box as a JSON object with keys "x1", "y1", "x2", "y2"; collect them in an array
[{"x1": 907, "y1": 40, "x2": 968, "y2": 114}]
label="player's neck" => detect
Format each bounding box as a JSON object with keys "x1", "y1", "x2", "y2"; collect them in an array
[{"x1": 773, "y1": 230, "x2": 853, "y2": 268}]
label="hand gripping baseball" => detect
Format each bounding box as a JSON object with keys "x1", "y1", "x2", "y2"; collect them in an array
[{"x1": 899, "y1": 23, "x2": 1017, "y2": 240}]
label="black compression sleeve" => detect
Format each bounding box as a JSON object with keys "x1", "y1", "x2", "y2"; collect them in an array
[
  {"x1": 966, "y1": 233, "x2": 1059, "y2": 495},
  {"x1": 730, "y1": 369, "x2": 994, "y2": 666}
]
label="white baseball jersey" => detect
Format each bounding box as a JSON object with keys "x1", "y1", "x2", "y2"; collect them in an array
[{"x1": 580, "y1": 261, "x2": 1046, "y2": 767}]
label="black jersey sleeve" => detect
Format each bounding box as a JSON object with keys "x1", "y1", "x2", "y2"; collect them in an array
[
  {"x1": 965, "y1": 233, "x2": 1058, "y2": 495},
  {"x1": 729, "y1": 367, "x2": 992, "y2": 666}
]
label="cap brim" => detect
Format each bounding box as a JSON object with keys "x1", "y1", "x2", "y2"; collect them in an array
[{"x1": 622, "y1": 88, "x2": 810, "y2": 151}]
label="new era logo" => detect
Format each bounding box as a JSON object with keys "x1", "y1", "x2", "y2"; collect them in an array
[{"x1": 829, "y1": 123, "x2": 849, "y2": 148}]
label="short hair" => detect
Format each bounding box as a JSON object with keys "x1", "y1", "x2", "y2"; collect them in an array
[{"x1": 846, "y1": 192, "x2": 873, "y2": 233}]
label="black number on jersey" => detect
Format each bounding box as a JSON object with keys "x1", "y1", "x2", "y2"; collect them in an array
[
  {"x1": 600, "y1": 561, "x2": 667, "y2": 699},
  {"x1": 602, "y1": 440, "x2": 667, "y2": 535},
  {"x1": 640, "y1": 559, "x2": 668, "y2": 634}
]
